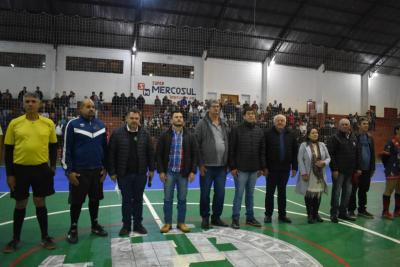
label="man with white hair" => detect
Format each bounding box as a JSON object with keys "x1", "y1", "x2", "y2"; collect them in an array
[
  {"x1": 264, "y1": 114, "x2": 298, "y2": 223},
  {"x1": 328, "y1": 118, "x2": 358, "y2": 223}
]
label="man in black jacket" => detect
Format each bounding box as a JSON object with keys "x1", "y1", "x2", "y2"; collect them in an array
[
  {"x1": 230, "y1": 107, "x2": 266, "y2": 229},
  {"x1": 328, "y1": 118, "x2": 358, "y2": 223},
  {"x1": 264, "y1": 114, "x2": 298, "y2": 224},
  {"x1": 108, "y1": 109, "x2": 154, "y2": 236},
  {"x1": 156, "y1": 111, "x2": 198, "y2": 234},
  {"x1": 349, "y1": 117, "x2": 375, "y2": 219}
]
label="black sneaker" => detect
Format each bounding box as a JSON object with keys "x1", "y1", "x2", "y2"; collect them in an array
[
  {"x1": 278, "y1": 216, "x2": 292, "y2": 223},
  {"x1": 91, "y1": 224, "x2": 108, "y2": 237},
  {"x1": 211, "y1": 218, "x2": 228, "y2": 227},
  {"x1": 133, "y1": 224, "x2": 148, "y2": 235},
  {"x1": 264, "y1": 216, "x2": 272, "y2": 223},
  {"x1": 246, "y1": 218, "x2": 261, "y2": 227},
  {"x1": 231, "y1": 219, "x2": 240, "y2": 229},
  {"x1": 67, "y1": 229, "x2": 78, "y2": 244},
  {"x1": 201, "y1": 217, "x2": 210, "y2": 229},
  {"x1": 3, "y1": 239, "x2": 19, "y2": 253},
  {"x1": 41, "y1": 236, "x2": 56, "y2": 250},
  {"x1": 338, "y1": 214, "x2": 356, "y2": 221},
  {"x1": 307, "y1": 216, "x2": 315, "y2": 224},
  {"x1": 358, "y1": 210, "x2": 374, "y2": 219},
  {"x1": 330, "y1": 215, "x2": 338, "y2": 223},
  {"x1": 119, "y1": 227, "x2": 130, "y2": 237}
]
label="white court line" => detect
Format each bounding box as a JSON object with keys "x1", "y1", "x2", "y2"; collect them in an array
[
  {"x1": 254, "y1": 187, "x2": 400, "y2": 245},
  {"x1": 143, "y1": 193, "x2": 163, "y2": 228},
  {"x1": 0, "y1": 192, "x2": 9, "y2": 199},
  {"x1": 0, "y1": 201, "x2": 399, "y2": 245}
]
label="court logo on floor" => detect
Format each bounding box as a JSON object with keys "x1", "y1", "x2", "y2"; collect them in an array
[{"x1": 111, "y1": 228, "x2": 321, "y2": 266}]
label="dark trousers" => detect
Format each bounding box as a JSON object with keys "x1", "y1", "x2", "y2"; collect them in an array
[
  {"x1": 349, "y1": 170, "x2": 372, "y2": 212},
  {"x1": 199, "y1": 166, "x2": 226, "y2": 219},
  {"x1": 117, "y1": 173, "x2": 147, "y2": 230},
  {"x1": 265, "y1": 170, "x2": 289, "y2": 217},
  {"x1": 305, "y1": 195, "x2": 321, "y2": 218},
  {"x1": 330, "y1": 173, "x2": 352, "y2": 216}
]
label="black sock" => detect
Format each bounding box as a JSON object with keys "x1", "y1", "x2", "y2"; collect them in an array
[
  {"x1": 89, "y1": 200, "x2": 99, "y2": 227},
  {"x1": 36, "y1": 207, "x2": 48, "y2": 238},
  {"x1": 70, "y1": 203, "x2": 83, "y2": 230},
  {"x1": 13, "y1": 208, "x2": 26, "y2": 241}
]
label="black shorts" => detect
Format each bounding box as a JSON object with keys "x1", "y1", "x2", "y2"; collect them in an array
[
  {"x1": 11, "y1": 164, "x2": 55, "y2": 201},
  {"x1": 68, "y1": 168, "x2": 104, "y2": 204}
]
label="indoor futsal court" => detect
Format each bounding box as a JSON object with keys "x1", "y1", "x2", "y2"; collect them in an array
[
  {"x1": 1, "y1": 0, "x2": 400, "y2": 266},
  {"x1": 0, "y1": 165, "x2": 399, "y2": 267}
]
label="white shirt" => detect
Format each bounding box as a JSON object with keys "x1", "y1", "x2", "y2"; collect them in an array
[{"x1": 0, "y1": 125, "x2": 3, "y2": 135}]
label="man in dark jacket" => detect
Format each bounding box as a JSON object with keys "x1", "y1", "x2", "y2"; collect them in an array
[
  {"x1": 328, "y1": 118, "x2": 358, "y2": 223},
  {"x1": 230, "y1": 107, "x2": 266, "y2": 229},
  {"x1": 108, "y1": 109, "x2": 155, "y2": 236},
  {"x1": 264, "y1": 114, "x2": 298, "y2": 224},
  {"x1": 156, "y1": 111, "x2": 198, "y2": 234},
  {"x1": 349, "y1": 117, "x2": 375, "y2": 219},
  {"x1": 195, "y1": 100, "x2": 229, "y2": 229}
]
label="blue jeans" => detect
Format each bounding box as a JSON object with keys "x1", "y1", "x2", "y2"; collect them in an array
[
  {"x1": 200, "y1": 166, "x2": 227, "y2": 219},
  {"x1": 232, "y1": 171, "x2": 258, "y2": 220},
  {"x1": 330, "y1": 173, "x2": 353, "y2": 216},
  {"x1": 163, "y1": 171, "x2": 188, "y2": 224},
  {"x1": 117, "y1": 173, "x2": 147, "y2": 230}
]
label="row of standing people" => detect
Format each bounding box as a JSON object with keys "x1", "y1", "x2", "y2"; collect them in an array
[{"x1": 2, "y1": 93, "x2": 399, "y2": 254}]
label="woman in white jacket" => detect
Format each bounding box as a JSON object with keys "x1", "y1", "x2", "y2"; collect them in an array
[{"x1": 296, "y1": 128, "x2": 331, "y2": 223}]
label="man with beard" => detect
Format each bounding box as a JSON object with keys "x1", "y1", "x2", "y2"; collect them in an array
[
  {"x1": 62, "y1": 99, "x2": 108, "y2": 243},
  {"x1": 156, "y1": 111, "x2": 198, "y2": 233},
  {"x1": 108, "y1": 109, "x2": 155, "y2": 236}
]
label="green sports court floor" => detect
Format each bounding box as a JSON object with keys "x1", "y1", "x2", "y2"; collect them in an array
[{"x1": 0, "y1": 181, "x2": 399, "y2": 267}]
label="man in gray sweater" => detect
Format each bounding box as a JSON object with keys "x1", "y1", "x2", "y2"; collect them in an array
[{"x1": 195, "y1": 100, "x2": 229, "y2": 229}]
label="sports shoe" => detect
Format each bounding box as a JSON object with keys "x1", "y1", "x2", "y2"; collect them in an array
[
  {"x1": 246, "y1": 218, "x2": 261, "y2": 227},
  {"x1": 41, "y1": 236, "x2": 56, "y2": 250},
  {"x1": 160, "y1": 224, "x2": 172, "y2": 233},
  {"x1": 67, "y1": 229, "x2": 78, "y2": 244},
  {"x1": 91, "y1": 224, "x2": 108, "y2": 236},
  {"x1": 382, "y1": 211, "x2": 394, "y2": 220},
  {"x1": 348, "y1": 210, "x2": 356, "y2": 217},
  {"x1": 3, "y1": 240, "x2": 19, "y2": 253},
  {"x1": 358, "y1": 210, "x2": 374, "y2": 219}
]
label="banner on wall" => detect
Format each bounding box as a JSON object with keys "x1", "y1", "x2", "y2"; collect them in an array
[{"x1": 137, "y1": 80, "x2": 197, "y2": 101}]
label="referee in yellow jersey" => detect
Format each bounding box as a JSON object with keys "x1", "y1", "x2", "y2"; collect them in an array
[{"x1": 3, "y1": 92, "x2": 58, "y2": 253}]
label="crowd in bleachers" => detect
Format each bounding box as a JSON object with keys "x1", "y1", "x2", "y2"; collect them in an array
[{"x1": 0, "y1": 87, "x2": 381, "y2": 146}]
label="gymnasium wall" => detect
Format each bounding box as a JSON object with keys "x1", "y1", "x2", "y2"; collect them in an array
[{"x1": 0, "y1": 41, "x2": 399, "y2": 116}]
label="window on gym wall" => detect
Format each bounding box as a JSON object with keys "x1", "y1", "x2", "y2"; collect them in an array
[
  {"x1": 66, "y1": 56, "x2": 124, "y2": 74},
  {"x1": 0, "y1": 52, "x2": 46, "y2": 68},
  {"x1": 142, "y1": 62, "x2": 194, "y2": 79}
]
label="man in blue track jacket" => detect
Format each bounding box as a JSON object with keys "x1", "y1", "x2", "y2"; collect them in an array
[{"x1": 62, "y1": 99, "x2": 108, "y2": 244}]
